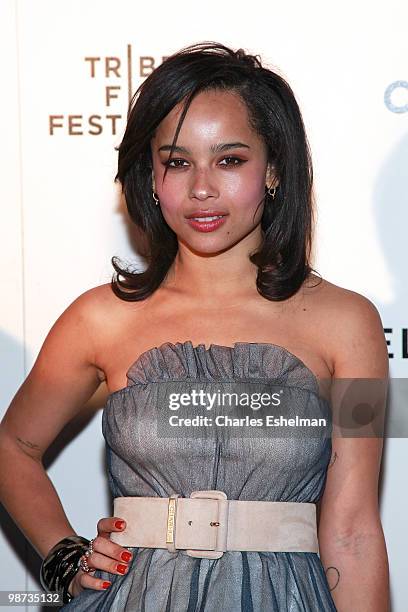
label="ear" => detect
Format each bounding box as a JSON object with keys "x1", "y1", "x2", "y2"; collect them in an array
[
  {"x1": 266, "y1": 164, "x2": 279, "y2": 188},
  {"x1": 151, "y1": 173, "x2": 156, "y2": 192}
]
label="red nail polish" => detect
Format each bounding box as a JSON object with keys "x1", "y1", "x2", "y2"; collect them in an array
[
  {"x1": 117, "y1": 564, "x2": 127, "y2": 574},
  {"x1": 121, "y1": 551, "x2": 132, "y2": 562},
  {"x1": 102, "y1": 581, "x2": 111, "y2": 589},
  {"x1": 115, "y1": 520, "x2": 125, "y2": 529}
]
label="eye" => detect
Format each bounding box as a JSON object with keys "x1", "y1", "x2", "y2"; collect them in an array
[
  {"x1": 163, "y1": 158, "x2": 188, "y2": 168},
  {"x1": 219, "y1": 156, "x2": 245, "y2": 167}
]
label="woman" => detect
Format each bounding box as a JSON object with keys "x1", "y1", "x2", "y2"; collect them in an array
[{"x1": 0, "y1": 42, "x2": 389, "y2": 611}]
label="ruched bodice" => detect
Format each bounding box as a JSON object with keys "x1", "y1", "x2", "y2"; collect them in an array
[{"x1": 60, "y1": 341, "x2": 337, "y2": 611}]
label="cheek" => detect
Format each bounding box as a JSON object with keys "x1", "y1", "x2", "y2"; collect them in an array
[
  {"x1": 223, "y1": 166, "x2": 266, "y2": 208},
  {"x1": 154, "y1": 169, "x2": 183, "y2": 213},
  {"x1": 157, "y1": 184, "x2": 182, "y2": 211}
]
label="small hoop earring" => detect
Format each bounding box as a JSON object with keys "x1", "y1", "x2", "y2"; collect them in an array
[
  {"x1": 152, "y1": 191, "x2": 160, "y2": 206},
  {"x1": 266, "y1": 185, "x2": 276, "y2": 200}
]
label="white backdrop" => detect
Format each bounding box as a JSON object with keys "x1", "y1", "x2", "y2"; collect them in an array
[{"x1": 1, "y1": 0, "x2": 407, "y2": 609}]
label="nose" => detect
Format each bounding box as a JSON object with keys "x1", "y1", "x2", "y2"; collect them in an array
[{"x1": 189, "y1": 168, "x2": 219, "y2": 201}]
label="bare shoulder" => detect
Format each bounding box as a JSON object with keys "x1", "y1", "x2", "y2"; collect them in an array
[
  {"x1": 305, "y1": 274, "x2": 388, "y2": 378},
  {"x1": 305, "y1": 273, "x2": 382, "y2": 317},
  {"x1": 34, "y1": 283, "x2": 121, "y2": 382},
  {"x1": 67, "y1": 282, "x2": 127, "y2": 330},
  {"x1": 67, "y1": 281, "x2": 127, "y2": 346},
  {"x1": 0, "y1": 283, "x2": 126, "y2": 459},
  {"x1": 71, "y1": 282, "x2": 118, "y2": 312}
]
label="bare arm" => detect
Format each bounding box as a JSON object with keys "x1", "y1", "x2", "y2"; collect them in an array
[
  {"x1": 318, "y1": 293, "x2": 390, "y2": 611},
  {"x1": 0, "y1": 288, "x2": 104, "y2": 558}
]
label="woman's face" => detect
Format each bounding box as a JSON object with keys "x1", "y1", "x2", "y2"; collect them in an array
[{"x1": 150, "y1": 89, "x2": 276, "y2": 253}]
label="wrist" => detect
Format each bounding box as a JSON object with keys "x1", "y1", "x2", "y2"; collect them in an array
[{"x1": 40, "y1": 535, "x2": 90, "y2": 604}]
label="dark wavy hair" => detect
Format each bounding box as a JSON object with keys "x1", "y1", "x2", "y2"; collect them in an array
[{"x1": 111, "y1": 41, "x2": 321, "y2": 301}]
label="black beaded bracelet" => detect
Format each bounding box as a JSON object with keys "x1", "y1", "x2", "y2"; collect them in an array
[{"x1": 40, "y1": 535, "x2": 90, "y2": 604}]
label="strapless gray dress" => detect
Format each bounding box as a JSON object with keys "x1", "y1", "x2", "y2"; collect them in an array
[{"x1": 60, "y1": 341, "x2": 337, "y2": 611}]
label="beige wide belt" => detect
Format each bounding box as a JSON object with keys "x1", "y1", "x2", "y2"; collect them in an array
[{"x1": 110, "y1": 490, "x2": 319, "y2": 559}]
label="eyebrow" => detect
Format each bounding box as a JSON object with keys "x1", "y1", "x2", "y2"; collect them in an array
[{"x1": 158, "y1": 142, "x2": 250, "y2": 154}]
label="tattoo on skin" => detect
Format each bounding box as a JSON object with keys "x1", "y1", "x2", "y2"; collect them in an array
[
  {"x1": 325, "y1": 566, "x2": 340, "y2": 590},
  {"x1": 16, "y1": 437, "x2": 41, "y2": 452},
  {"x1": 328, "y1": 451, "x2": 338, "y2": 468}
]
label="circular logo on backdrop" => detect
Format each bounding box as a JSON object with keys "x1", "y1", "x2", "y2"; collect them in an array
[{"x1": 384, "y1": 80, "x2": 408, "y2": 113}]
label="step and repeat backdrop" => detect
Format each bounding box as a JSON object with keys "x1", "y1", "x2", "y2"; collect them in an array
[{"x1": 1, "y1": 0, "x2": 407, "y2": 609}]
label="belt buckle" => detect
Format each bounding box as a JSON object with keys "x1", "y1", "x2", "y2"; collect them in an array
[{"x1": 185, "y1": 490, "x2": 228, "y2": 559}]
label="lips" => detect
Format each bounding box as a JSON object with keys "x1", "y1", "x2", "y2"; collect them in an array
[
  {"x1": 185, "y1": 210, "x2": 228, "y2": 219},
  {"x1": 186, "y1": 215, "x2": 228, "y2": 233}
]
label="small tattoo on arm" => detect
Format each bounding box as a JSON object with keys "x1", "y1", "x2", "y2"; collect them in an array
[
  {"x1": 16, "y1": 437, "x2": 41, "y2": 452},
  {"x1": 328, "y1": 451, "x2": 338, "y2": 468},
  {"x1": 325, "y1": 566, "x2": 340, "y2": 590}
]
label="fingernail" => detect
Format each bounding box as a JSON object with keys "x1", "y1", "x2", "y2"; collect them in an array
[
  {"x1": 102, "y1": 581, "x2": 111, "y2": 589},
  {"x1": 121, "y1": 551, "x2": 132, "y2": 562},
  {"x1": 116, "y1": 564, "x2": 127, "y2": 574},
  {"x1": 115, "y1": 520, "x2": 125, "y2": 529}
]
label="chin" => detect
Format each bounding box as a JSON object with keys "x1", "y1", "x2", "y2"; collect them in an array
[{"x1": 182, "y1": 236, "x2": 240, "y2": 256}]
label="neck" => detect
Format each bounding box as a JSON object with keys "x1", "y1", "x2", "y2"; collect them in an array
[{"x1": 163, "y1": 226, "x2": 264, "y2": 305}]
